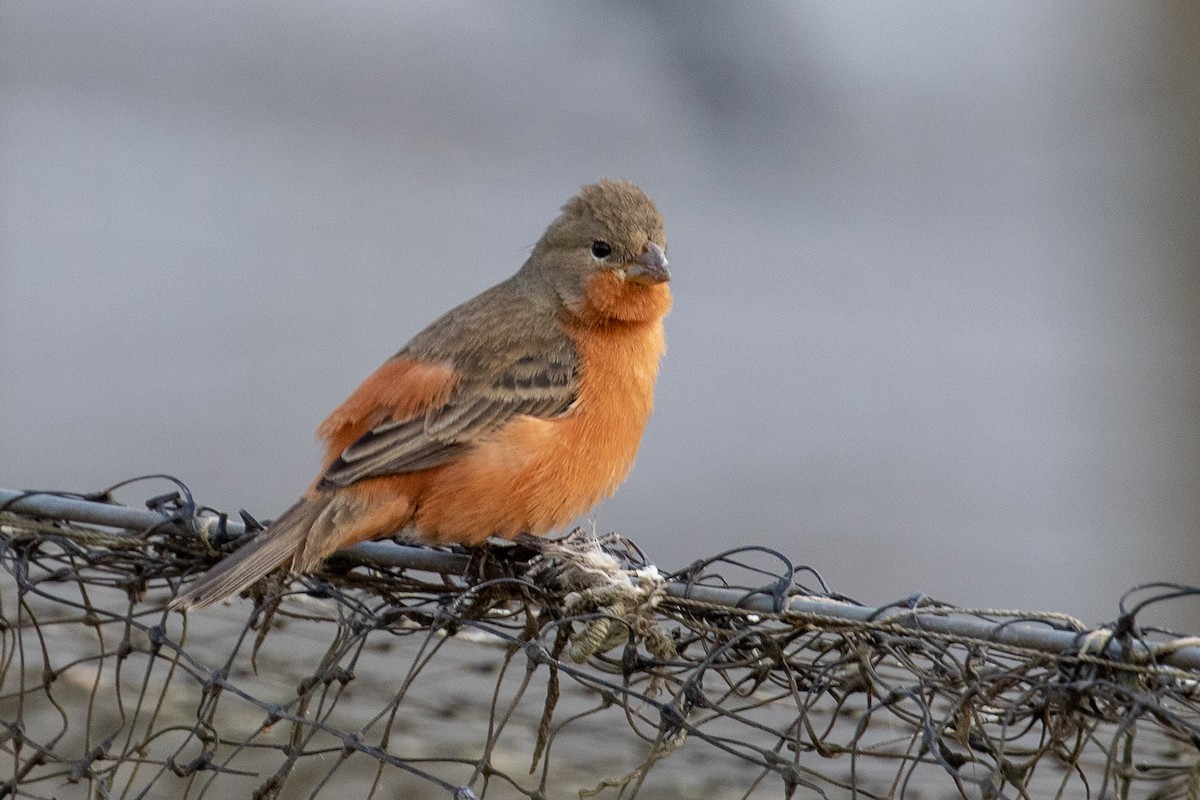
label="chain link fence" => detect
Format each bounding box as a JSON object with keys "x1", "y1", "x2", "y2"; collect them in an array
[{"x1": 3, "y1": 479, "x2": 1200, "y2": 799}]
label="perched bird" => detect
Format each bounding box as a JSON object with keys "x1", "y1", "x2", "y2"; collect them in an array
[{"x1": 172, "y1": 179, "x2": 671, "y2": 610}]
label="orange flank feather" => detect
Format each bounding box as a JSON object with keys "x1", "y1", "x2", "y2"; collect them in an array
[
  {"x1": 172, "y1": 179, "x2": 672, "y2": 610},
  {"x1": 315, "y1": 359, "x2": 458, "y2": 475}
]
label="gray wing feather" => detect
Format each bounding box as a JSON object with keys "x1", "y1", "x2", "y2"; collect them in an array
[{"x1": 318, "y1": 342, "x2": 578, "y2": 489}]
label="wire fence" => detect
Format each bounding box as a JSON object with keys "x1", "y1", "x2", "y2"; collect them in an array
[{"x1": 3, "y1": 477, "x2": 1200, "y2": 799}]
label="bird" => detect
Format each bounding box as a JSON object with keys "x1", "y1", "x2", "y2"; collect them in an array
[{"x1": 172, "y1": 179, "x2": 671, "y2": 610}]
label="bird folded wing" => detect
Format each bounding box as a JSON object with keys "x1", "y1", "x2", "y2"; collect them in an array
[{"x1": 318, "y1": 347, "x2": 578, "y2": 488}]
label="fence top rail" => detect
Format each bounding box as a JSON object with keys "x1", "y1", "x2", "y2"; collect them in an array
[{"x1": 4, "y1": 485, "x2": 1199, "y2": 672}]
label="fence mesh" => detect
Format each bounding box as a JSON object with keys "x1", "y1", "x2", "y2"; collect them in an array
[{"x1": 3, "y1": 478, "x2": 1200, "y2": 799}]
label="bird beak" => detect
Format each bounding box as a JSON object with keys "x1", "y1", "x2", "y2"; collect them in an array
[{"x1": 625, "y1": 241, "x2": 670, "y2": 285}]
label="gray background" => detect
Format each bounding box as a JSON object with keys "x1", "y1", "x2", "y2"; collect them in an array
[{"x1": 2, "y1": 2, "x2": 1197, "y2": 625}]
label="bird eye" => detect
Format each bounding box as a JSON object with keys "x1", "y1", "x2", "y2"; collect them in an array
[{"x1": 590, "y1": 240, "x2": 612, "y2": 260}]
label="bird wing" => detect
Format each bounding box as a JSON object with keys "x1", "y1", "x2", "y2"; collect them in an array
[{"x1": 317, "y1": 343, "x2": 578, "y2": 489}]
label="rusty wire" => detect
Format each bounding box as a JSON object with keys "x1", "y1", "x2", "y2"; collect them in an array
[{"x1": 3, "y1": 477, "x2": 1200, "y2": 799}]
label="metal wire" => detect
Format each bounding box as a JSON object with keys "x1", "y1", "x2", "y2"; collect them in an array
[{"x1": 3, "y1": 478, "x2": 1200, "y2": 799}]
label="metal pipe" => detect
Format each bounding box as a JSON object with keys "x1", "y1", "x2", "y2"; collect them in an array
[{"x1": 4, "y1": 488, "x2": 1199, "y2": 672}]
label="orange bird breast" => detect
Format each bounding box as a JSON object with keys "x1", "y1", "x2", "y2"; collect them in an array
[{"x1": 413, "y1": 309, "x2": 666, "y2": 543}]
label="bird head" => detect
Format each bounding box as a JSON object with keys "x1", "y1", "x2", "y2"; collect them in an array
[{"x1": 528, "y1": 179, "x2": 671, "y2": 323}]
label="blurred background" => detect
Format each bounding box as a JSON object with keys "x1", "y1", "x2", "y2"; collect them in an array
[{"x1": 2, "y1": 2, "x2": 1197, "y2": 625}]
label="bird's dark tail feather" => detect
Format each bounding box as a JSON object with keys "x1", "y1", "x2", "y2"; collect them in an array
[{"x1": 170, "y1": 496, "x2": 326, "y2": 611}]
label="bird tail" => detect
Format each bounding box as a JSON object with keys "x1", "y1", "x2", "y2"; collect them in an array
[{"x1": 170, "y1": 494, "x2": 329, "y2": 611}]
